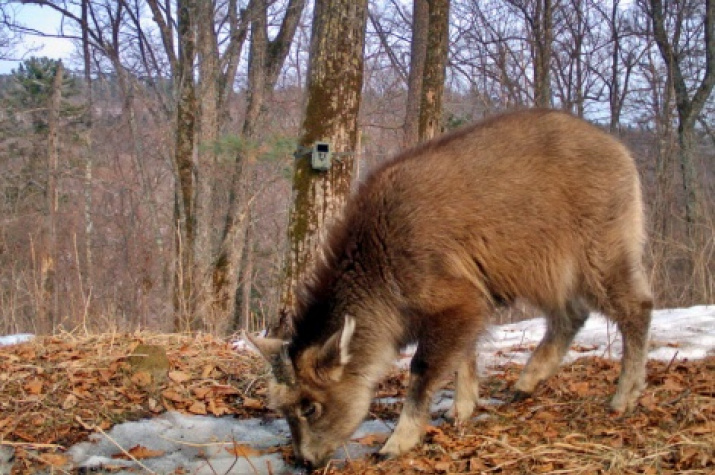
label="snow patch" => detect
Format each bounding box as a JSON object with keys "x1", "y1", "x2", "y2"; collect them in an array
[{"x1": 0, "y1": 333, "x2": 34, "y2": 347}]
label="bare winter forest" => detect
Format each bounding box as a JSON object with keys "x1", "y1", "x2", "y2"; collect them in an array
[{"x1": 0, "y1": 0, "x2": 713, "y2": 336}]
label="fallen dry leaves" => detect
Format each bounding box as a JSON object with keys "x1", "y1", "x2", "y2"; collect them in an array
[
  {"x1": 0, "y1": 333, "x2": 713, "y2": 474},
  {"x1": 111, "y1": 444, "x2": 165, "y2": 460},
  {"x1": 332, "y1": 357, "x2": 715, "y2": 475},
  {"x1": 0, "y1": 332, "x2": 270, "y2": 474}
]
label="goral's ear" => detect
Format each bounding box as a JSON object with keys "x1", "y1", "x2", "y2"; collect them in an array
[{"x1": 316, "y1": 315, "x2": 356, "y2": 380}]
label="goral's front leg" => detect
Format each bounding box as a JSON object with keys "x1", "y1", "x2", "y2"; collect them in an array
[{"x1": 379, "y1": 402, "x2": 425, "y2": 458}]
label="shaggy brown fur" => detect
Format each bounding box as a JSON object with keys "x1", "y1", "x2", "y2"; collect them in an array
[{"x1": 250, "y1": 109, "x2": 653, "y2": 467}]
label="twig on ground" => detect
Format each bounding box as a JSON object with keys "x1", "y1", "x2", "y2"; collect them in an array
[
  {"x1": 94, "y1": 425, "x2": 157, "y2": 474},
  {"x1": 0, "y1": 441, "x2": 65, "y2": 450},
  {"x1": 665, "y1": 350, "x2": 680, "y2": 372}
]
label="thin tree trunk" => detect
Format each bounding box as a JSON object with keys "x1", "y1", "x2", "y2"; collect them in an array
[
  {"x1": 81, "y1": 0, "x2": 94, "y2": 300},
  {"x1": 654, "y1": 53, "x2": 674, "y2": 240},
  {"x1": 174, "y1": 0, "x2": 199, "y2": 332},
  {"x1": 649, "y1": 0, "x2": 715, "y2": 230},
  {"x1": 233, "y1": 207, "x2": 254, "y2": 332},
  {"x1": 44, "y1": 61, "x2": 64, "y2": 333},
  {"x1": 219, "y1": 0, "x2": 252, "y2": 122},
  {"x1": 418, "y1": 0, "x2": 450, "y2": 141},
  {"x1": 608, "y1": 0, "x2": 622, "y2": 132},
  {"x1": 243, "y1": 0, "x2": 269, "y2": 139},
  {"x1": 533, "y1": 0, "x2": 553, "y2": 108},
  {"x1": 212, "y1": 0, "x2": 306, "y2": 331},
  {"x1": 403, "y1": 0, "x2": 428, "y2": 146},
  {"x1": 572, "y1": 1, "x2": 584, "y2": 117}
]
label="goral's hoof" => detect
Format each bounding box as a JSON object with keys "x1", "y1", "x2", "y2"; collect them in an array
[
  {"x1": 372, "y1": 451, "x2": 394, "y2": 462},
  {"x1": 510, "y1": 390, "x2": 533, "y2": 403}
]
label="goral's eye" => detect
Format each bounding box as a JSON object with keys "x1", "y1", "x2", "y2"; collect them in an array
[{"x1": 300, "y1": 400, "x2": 321, "y2": 420}]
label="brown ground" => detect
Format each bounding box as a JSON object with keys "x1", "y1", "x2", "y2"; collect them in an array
[{"x1": 0, "y1": 333, "x2": 712, "y2": 474}]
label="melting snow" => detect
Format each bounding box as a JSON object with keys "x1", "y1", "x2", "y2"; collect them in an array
[{"x1": 0, "y1": 334, "x2": 34, "y2": 347}]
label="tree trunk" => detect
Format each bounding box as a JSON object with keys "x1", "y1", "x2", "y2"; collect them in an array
[
  {"x1": 242, "y1": 0, "x2": 268, "y2": 139},
  {"x1": 276, "y1": 0, "x2": 368, "y2": 331},
  {"x1": 533, "y1": 0, "x2": 553, "y2": 108},
  {"x1": 649, "y1": 0, "x2": 715, "y2": 230},
  {"x1": 242, "y1": 0, "x2": 307, "y2": 137},
  {"x1": 194, "y1": 0, "x2": 221, "y2": 326},
  {"x1": 418, "y1": 0, "x2": 450, "y2": 141},
  {"x1": 173, "y1": 0, "x2": 199, "y2": 332},
  {"x1": 608, "y1": 0, "x2": 622, "y2": 133},
  {"x1": 44, "y1": 61, "x2": 63, "y2": 333},
  {"x1": 211, "y1": 0, "x2": 306, "y2": 332},
  {"x1": 232, "y1": 207, "x2": 255, "y2": 332},
  {"x1": 403, "y1": 0, "x2": 429, "y2": 146},
  {"x1": 218, "y1": 0, "x2": 252, "y2": 122},
  {"x1": 81, "y1": 0, "x2": 94, "y2": 303}
]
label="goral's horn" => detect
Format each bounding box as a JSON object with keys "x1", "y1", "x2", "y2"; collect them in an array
[{"x1": 243, "y1": 331, "x2": 295, "y2": 386}]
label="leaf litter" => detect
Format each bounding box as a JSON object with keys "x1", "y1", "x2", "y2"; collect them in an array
[{"x1": 0, "y1": 329, "x2": 712, "y2": 474}]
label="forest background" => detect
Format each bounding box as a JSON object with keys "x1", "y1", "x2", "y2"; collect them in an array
[{"x1": 0, "y1": 0, "x2": 712, "y2": 337}]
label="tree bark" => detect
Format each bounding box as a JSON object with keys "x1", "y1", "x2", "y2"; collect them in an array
[
  {"x1": 418, "y1": 0, "x2": 450, "y2": 141},
  {"x1": 276, "y1": 0, "x2": 368, "y2": 331},
  {"x1": 44, "y1": 61, "x2": 63, "y2": 333},
  {"x1": 232, "y1": 207, "x2": 255, "y2": 332},
  {"x1": 533, "y1": 0, "x2": 553, "y2": 108},
  {"x1": 81, "y1": 0, "x2": 94, "y2": 300},
  {"x1": 649, "y1": 0, "x2": 715, "y2": 229},
  {"x1": 194, "y1": 0, "x2": 221, "y2": 325},
  {"x1": 173, "y1": 0, "x2": 199, "y2": 331},
  {"x1": 403, "y1": 0, "x2": 429, "y2": 146},
  {"x1": 211, "y1": 0, "x2": 306, "y2": 333}
]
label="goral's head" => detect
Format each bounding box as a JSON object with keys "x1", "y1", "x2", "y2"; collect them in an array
[{"x1": 247, "y1": 317, "x2": 371, "y2": 467}]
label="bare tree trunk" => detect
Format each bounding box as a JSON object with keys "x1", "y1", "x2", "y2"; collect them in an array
[
  {"x1": 403, "y1": 0, "x2": 429, "y2": 146},
  {"x1": 219, "y1": 0, "x2": 252, "y2": 122},
  {"x1": 276, "y1": 0, "x2": 368, "y2": 332},
  {"x1": 211, "y1": 0, "x2": 306, "y2": 331},
  {"x1": 649, "y1": 0, "x2": 715, "y2": 231},
  {"x1": 243, "y1": 0, "x2": 269, "y2": 140},
  {"x1": 243, "y1": 0, "x2": 306, "y2": 138},
  {"x1": 44, "y1": 61, "x2": 63, "y2": 333},
  {"x1": 653, "y1": 50, "x2": 675, "y2": 240},
  {"x1": 81, "y1": 0, "x2": 94, "y2": 300},
  {"x1": 533, "y1": 0, "x2": 553, "y2": 108},
  {"x1": 173, "y1": 0, "x2": 199, "y2": 332},
  {"x1": 608, "y1": 0, "x2": 623, "y2": 132},
  {"x1": 418, "y1": 0, "x2": 450, "y2": 141},
  {"x1": 194, "y1": 0, "x2": 221, "y2": 326},
  {"x1": 571, "y1": 0, "x2": 585, "y2": 117},
  {"x1": 232, "y1": 207, "x2": 255, "y2": 332}
]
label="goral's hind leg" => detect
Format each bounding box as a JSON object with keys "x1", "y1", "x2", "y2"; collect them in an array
[
  {"x1": 445, "y1": 352, "x2": 479, "y2": 422},
  {"x1": 514, "y1": 299, "x2": 589, "y2": 396},
  {"x1": 601, "y1": 267, "x2": 652, "y2": 412}
]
